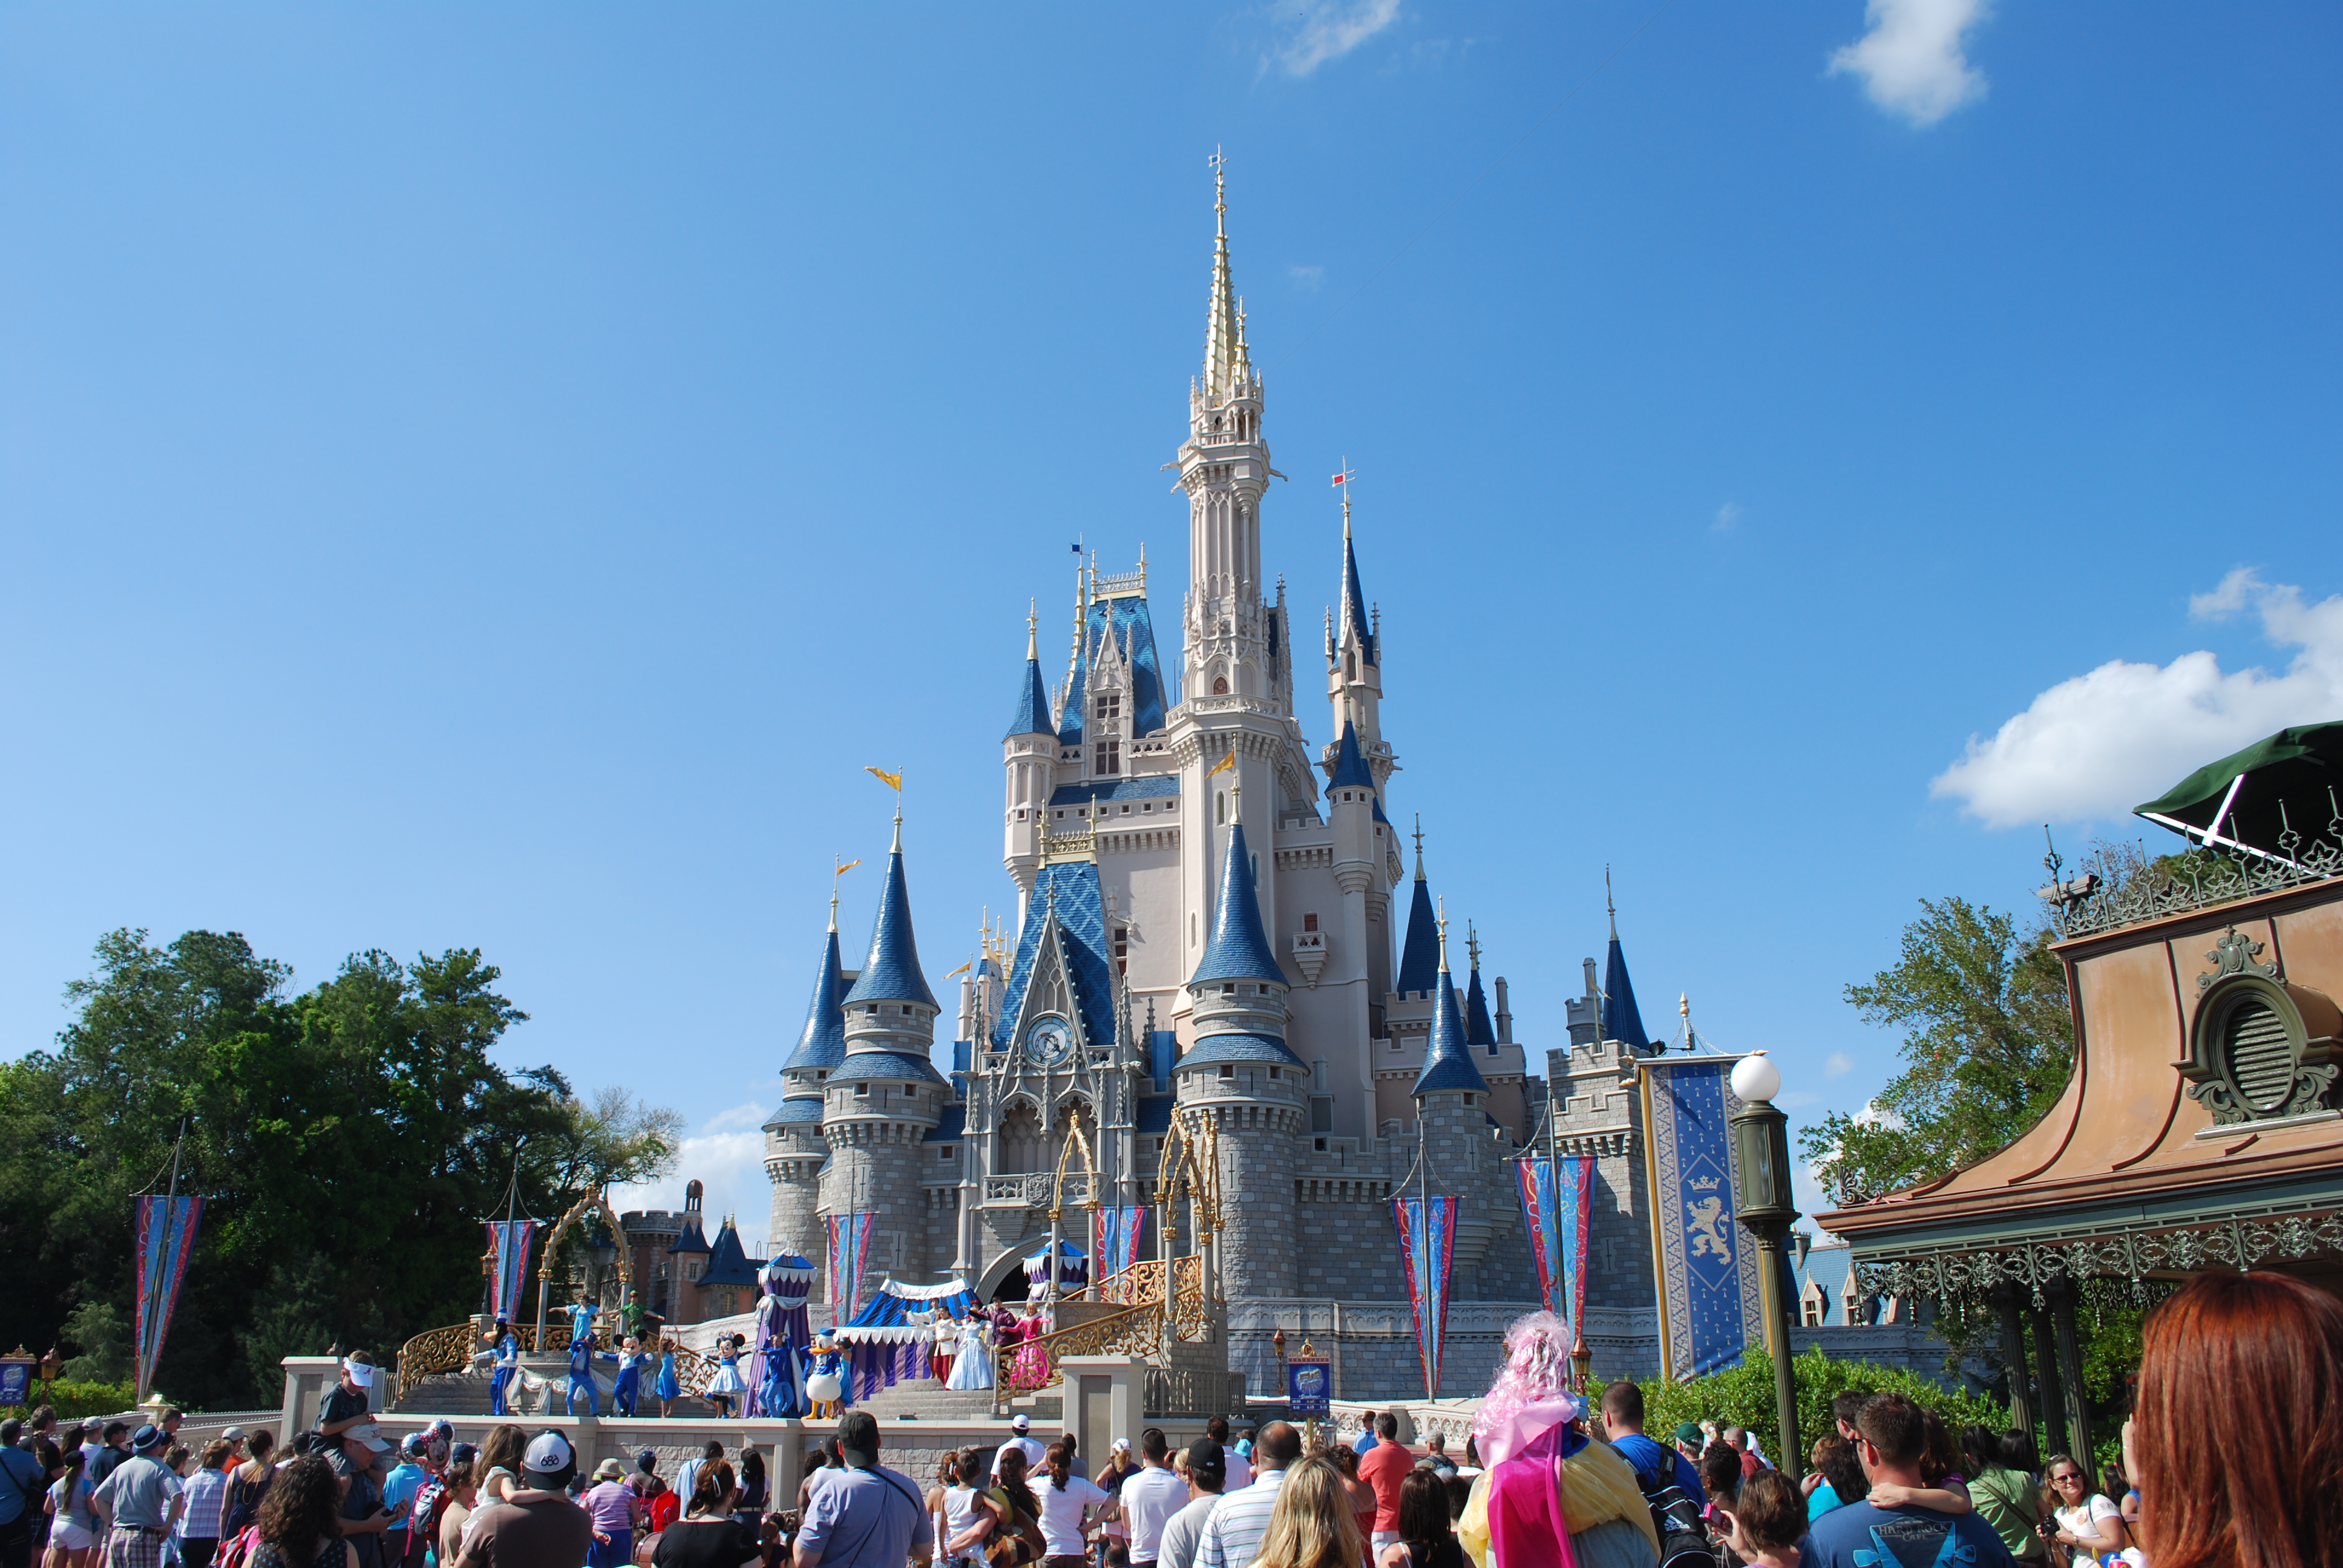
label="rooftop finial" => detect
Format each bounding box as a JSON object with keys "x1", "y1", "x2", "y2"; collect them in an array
[
  {"x1": 891, "y1": 786, "x2": 904, "y2": 851},
  {"x1": 1412, "y1": 814, "x2": 1426, "y2": 881},
  {"x1": 1466, "y1": 920, "x2": 1481, "y2": 971},
  {"x1": 1436, "y1": 897, "x2": 1450, "y2": 974},
  {"x1": 1605, "y1": 864, "x2": 1617, "y2": 940},
  {"x1": 1203, "y1": 146, "x2": 1242, "y2": 400},
  {"x1": 1231, "y1": 779, "x2": 1243, "y2": 826},
  {"x1": 1026, "y1": 599, "x2": 1038, "y2": 661}
]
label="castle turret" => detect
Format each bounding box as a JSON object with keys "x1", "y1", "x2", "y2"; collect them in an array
[
  {"x1": 1412, "y1": 907, "x2": 1498, "y2": 1316},
  {"x1": 764, "y1": 900, "x2": 848, "y2": 1281},
  {"x1": 1003, "y1": 604, "x2": 1058, "y2": 915},
  {"x1": 1173, "y1": 796, "x2": 1304, "y2": 1299},
  {"x1": 1602, "y1": 881, "x2": 1653, "y2": 1053},
  {"x1": 824, "y1": 804, "x2": 948, "y2": 1291},
  {"x1": 1323, "y1": 480, "x2": 1393, "y2": 789}
]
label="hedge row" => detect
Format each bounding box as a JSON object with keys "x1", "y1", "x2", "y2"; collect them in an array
[
  {"x1": 2, "y1": 1380, "x2": 144, "y2": 1423},
  {"x1": 1633, "y1": 1348, "x2": 2010, "y2": 1463}
]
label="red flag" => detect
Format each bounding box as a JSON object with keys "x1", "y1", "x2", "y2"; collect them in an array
[{"x1": 1331, "y1": 472, "x2": 1346, "y2": 486}]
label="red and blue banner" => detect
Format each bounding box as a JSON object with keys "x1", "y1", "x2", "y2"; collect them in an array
[
  {"x1": 485, "y1": 1220, "x2": 536, "y2": 1324},
  {"x1": 1390, "y1": 1194, "x2": 1460, "y2": 1400},
  {"x1": 826, "y1": 1212, "x2": 875, "y2": 1316},
  {"x1": 1516, "y1": 1155, "x2": 1594, "y2": 1335},
  {"x1": 1645, "y1": 1057, "x2": 1768, "y2": 1380},
  {"x1": 134, "y1": 1195, "x2": 204, "y2": 1397},
  {"x1": 1091, "y1": 1205, "x2": 1145, "y2": 1288}
]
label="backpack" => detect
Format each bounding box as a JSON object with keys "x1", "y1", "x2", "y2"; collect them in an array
[
  {"x1": 214, "y1": 1524, "x2": 263, "y2": 1568},
  {"x1": 1625, "y1": 1452, "x2": 1710, "y2": 1568}
]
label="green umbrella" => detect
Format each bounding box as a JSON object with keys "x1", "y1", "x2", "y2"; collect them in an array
[{"x1": 2134, "y1": 721, "x2": 2343, "y2": 858}]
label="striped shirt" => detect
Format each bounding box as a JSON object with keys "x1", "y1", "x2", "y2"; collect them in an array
[{"x1": 1194, "y1": 1470, "x2": 1285, "y2": 1568}]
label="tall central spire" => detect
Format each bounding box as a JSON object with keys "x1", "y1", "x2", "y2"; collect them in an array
[{"x1": 1202, "y1": 147, "x2": 1247, "y2": 403}]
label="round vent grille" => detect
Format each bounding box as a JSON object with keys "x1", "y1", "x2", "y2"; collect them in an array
[{"x1": 2224, "y1": 998, "x2": 2295, "y2": 1111}]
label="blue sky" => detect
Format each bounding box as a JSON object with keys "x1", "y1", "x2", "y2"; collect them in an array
[{"x1": 5, "y1": 2, "x2": 2339, "y2": 1236}]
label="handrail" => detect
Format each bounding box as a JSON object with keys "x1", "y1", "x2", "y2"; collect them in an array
[
  {"x1": 996, "y1": 1300, "x2": 1164, "y2": 1396},
  {"x1": 391, "y1": 1322, "x2": 715, "y2": 1406}
]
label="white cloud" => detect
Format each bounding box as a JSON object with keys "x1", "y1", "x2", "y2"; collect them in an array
[
  {"x1": 1288, "y1": 264, "x2": 1325, "y2": 290},
  {"x1": 1271, "y1": 0, "x2": 1403, "y2": 77},
  {"x1": 1852, "y1": 1102, "x2": 1907, "y2": 1130},
  {"x1": 1824, "y1": 1051, "x2": 1855, "y2": 1079},
  {"x1": 1932, "y1": 572, "x2": 2343, "y2": 829},
  {"x1": 1829, "y1": 0, "x2": 1990, "y2": 127},
  {"x1": 611, "y1": 1102, "x2": 773, "y2": 1253},
  {"x1": 1714, "y1": 502, "x2": 1743, "y2": 532}
]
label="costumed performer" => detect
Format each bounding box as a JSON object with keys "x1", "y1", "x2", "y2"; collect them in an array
[
  {"x1": 566, "y1": 1293, "x2": 601, "y2": 1347},
  {"x1": 1008, "y1": 1305, "x2": 1051, "y2": 1389},
  {"x1": 945, "y1": 1312, "x2": 992, "y2": 1390},
  {"x1": 928, "y1": 1311, "x2": 957, "y2": 1382},
  {"x1": 749, "y1": 1255, "x2": 811, "y2": 1419},
  {"x1": 1456, "y1": 1312, "x2": 1660, "y2": 1568},
  {"x1": 473, "y1": 1319, "x2": 522, "y2": 1417},
  {"x1": 612, "y1": 1335, "x2": 650, "y2": 1417},
  {"x1": 654, "y1": 1338, "x2": 681, "y2": 1419},
  {"x1": 705, "y1": 1331, "x2": 748, "y2": 1418},
  {"x1": 805, "y1": 1332, "x2": 846, "y2": 1420},
  {"x1": 565, "y1": 1321, "x2": 618, "y2": 1416}
]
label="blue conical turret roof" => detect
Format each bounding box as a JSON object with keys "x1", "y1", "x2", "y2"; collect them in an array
[
  {"x1": 1414, "y1": 929, "x2": 1488, "y2": 1098},
  {"x1": 843, "y1": 829, "x2": 939, "y2": 1011},
  {"x1": 1464, "y1": 962, "x2": 1497, "y2": 1049},
  {"x1": 1188, "y1": 822, "x2": 1288, "y2": 985},
  {"x1": 784, "y1": 924, "x2": 849, "y2": 1074},
  {"x1": 1339, "y1": 518, "x2": 1377, "y2": 665},
  {"x1": 698, "y1": 1218, "x2": 763, "y2": 1289},
  {"x1": 1602, "y1": 918, "x2": 1650, "y2": 1052},
  {"x1": 1330, "y1": 720, "x2": 1374, "y2": 790},
  {"x1": 1007, "y1": 655, "x2": 1053, "y2": 740},
  {"x1": 1396, "y1": 845, "x2": 1440, "y2": 995}
]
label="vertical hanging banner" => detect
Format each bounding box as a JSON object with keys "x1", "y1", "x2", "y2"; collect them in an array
[
  {"x1": 1091, "y1": 1206, "x2": 1145, "y2": 1294},
  {"x1": 1515, "y1": 1157, "x2": 1594, "y2": 1334},
  {"x1": 1643, "y1": 1058, "x2": 1768, "y2": 1380},
  {"x1": 485, "y1": 1221, "x2": 537, "y2": 1323},
  {"x1": 134, "y1": 1195, "x2": 205, "y2": 1397},
  {"x1": 1389, "y1": 1195, "x2": 1460, "y2": 1399},
  {"x1": 826, "y1": 1213, "x2": 874, "y2": 1316}
]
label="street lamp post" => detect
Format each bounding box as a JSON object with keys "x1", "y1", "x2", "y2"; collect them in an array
[{"x1": 1728, "y1": 1052, "x2": 1802, "y2": 1483}]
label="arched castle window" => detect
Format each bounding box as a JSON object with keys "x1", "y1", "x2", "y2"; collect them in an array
[
  {"x1": 1216, "y1": 792, "x2": 1227, "y2": 825},
  {"x1": 1212, "y1": 676, "x2": 1228, "y2": 694}
]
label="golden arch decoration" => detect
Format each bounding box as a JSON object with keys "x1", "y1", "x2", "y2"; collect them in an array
[
  {"x1": 1049, "y1": 1101, "x2": 1102, "y2": 1221},
  {"x1": 537, "y1": 1189, "x2": 634, "y2": 1308},
  {"x1": 1153, "y1": 1104, "x2": 1221, "y2": 1245}
]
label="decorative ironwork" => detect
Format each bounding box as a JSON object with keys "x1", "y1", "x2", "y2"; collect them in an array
[
  {"x1": 997, "y1": 1300, "x2": 1164, "y2": 1394},
  {"x1": 1168, "y1": 1255, "x2": 1209, "y2": 1342},
  {"x1": 1853, "y1": 1203, "x2": 2343, "y2": 1308},
  {"x1": 2045, "y1": 818, "x2": 2343, "y2": 941}
]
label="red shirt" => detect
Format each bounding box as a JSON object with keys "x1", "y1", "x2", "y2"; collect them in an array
[
  {"x1": 1738, "y1": 1449, "x2": 1761, "y2": 1480},
  {"x1": 644, "y1": 1488, "x2": 681, "y2": 1534},
  {"x1": 1357, "y1": 1443, "x2": 1415, "y2": 1531}
]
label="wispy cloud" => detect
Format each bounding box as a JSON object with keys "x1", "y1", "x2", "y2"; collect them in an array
[
  {"x1": 610, "y1": 1101, "x2": 773, "y2": 1250},
  {"x1": 1829, "y1": 0, "x2": 1990, "y2": 127},
  {"x1": 1270, "y1": 0, "x2": 1403, "y2": 77},
  {"x1": 1824, "y1": 1051, "x2": 1854, "y2": 1079},
  {"x1": 1713, "y1": 502, "x2": 1743, "y2": 532},
  {"x1": 1288, "y1": 264, "x2": 1325, "y2": 290},
  {"x1": 1932, "y1": 571, "x2": 2343, "y2": 829}
]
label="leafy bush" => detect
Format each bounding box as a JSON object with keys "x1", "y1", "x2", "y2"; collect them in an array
[
  {"x1": 2, "y1": 1379, "x2": 142, "y2": 1423},
  {"x1": 1631, "y1": 1348, "x2": 2010, "y2": 1465}
]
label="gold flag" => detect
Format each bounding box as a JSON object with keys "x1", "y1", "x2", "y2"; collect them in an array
[
  {"x1": 834, "y1": 858, "x2": 862, "y2": 877},
  {"x1": 866, "y1": 766, "x2": 903, "y2": 791},
  {"x1": 945, "y1": 961, "x2": 973, "y2": 979},
  {"x1": 1206, "y1": 750, "x2": 1237, "y2": 779}
]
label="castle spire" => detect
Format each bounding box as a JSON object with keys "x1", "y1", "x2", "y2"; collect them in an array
[
  {"x1": 1396, "y1": 817, "x2": 1440, "y2": 995},
  {"x1": 1203, "y1": 146, "x2": 1244, "y2": 402},
  {"x1": 1414, "y1": 898, "x2": 1489, "y2": 1099},
  {"x1": 1602, "y1": 873, "x2": 1651, "y2": 1053},
  {"x1": 843, "y1": 813, "x2": 937, "y2": 1014}
]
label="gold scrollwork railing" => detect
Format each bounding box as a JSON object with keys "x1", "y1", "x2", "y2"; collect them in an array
[
  {"x1": 1168, "y1": 1256, "x2": 1208, "y2": 1342},
  {"x1": 393, "y1": 1319, "x2": 720, "y2": 1407},
  {"x1": 997, "y1": 1300, "x2": 1164, "y2": 1396}
]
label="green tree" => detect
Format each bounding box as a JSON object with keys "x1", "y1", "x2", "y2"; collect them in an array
[{"x1": 1799, "y1": 897, "x2": 2074, "y2": 1208}]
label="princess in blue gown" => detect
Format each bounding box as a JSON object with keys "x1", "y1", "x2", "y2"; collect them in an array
[{"x1": 654, "y1": 1339, "x2": 681, "y2": 1418}]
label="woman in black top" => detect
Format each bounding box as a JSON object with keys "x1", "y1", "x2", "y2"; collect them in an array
[
  {"x1": 254, "y1": 1457, "x2": 350, "y2": 1568},
  {"x1": 1373, "y1": 1471, "x2": 1466, "y2": 1568},
  {"x1": 224, "y1": 1432, "x2": 277, "y2": 1538},
  {"x1": 650, "y1": 1462, "x2": 776, "y2": 1568}
]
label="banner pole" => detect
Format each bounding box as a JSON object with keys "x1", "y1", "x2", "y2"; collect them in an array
[
  {"x1": 136, "y1": 1120, "x2": 188, "y2": 1402},
  {"x1": 1639, "y1": 1063, "x2": 1673, "y2": 1382}
]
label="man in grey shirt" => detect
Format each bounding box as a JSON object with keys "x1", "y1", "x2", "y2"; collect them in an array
[
  {"x1": 1155, "y1": 1442, "x2": 1224, "y2": 1568},
  {"x1": 793, "y1": 1414, "x2": 931, "y2": 1568},
  {"x1": 92, "y1": 1426, "x2": 181, "y2": 1568}
]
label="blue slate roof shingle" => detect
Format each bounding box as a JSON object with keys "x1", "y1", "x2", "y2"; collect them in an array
[
  {"x1": 697, "y1": 1220, "x2": 764, "y2": 1289},
  {"x1": 1188, "y1": 822, "x2": 1289, "y2": 985},
  {"x1": 1339, "y1": 524, "x2": 1377, "y2": 665},
  {"x1": 1414, "y1": 959, "x2": 1490, "y2": 1098},
  {"x1": 991, "y1": 860, "x2": 1119, "y2": 1055},
  {"x1": 1177, "y1": 1031, "x2": 1307, "y2": 1070},
  {"x1": 925, "y1": 1103, "x2": 968, "y2": 1142},
  {"x1": 1047, "y1": 776, "x2": 1181, "y2": 807},
  {"x1": 762, "y1": 1097, "x2": 825, "y2": 1130},
  {"x1": 784, "y1": 926, "x2": 850, "y2": 1075},
  {"x1": 843, "y1": 844, "x2": 939, "y2": 1010},
  {"x1": 1056, "y1": 593, "x2": 1171, "y2": 748},
  {"x1": 828, "y1": 1050, "x2": 948, "y2": 1086},
  {"x1": 1464, "y1": 964, "x2": 1498, "y2": 1048},
  {"x1": 1006, "y1": 655, "x2": 1054, "y2": 740},
  {"x1": 1603, "y1": 931, "x2": 1650, "y2": 1051},
  {"x1": 669, "y1": 1215, "x2": 710, "y2": 1255},
  {"x1": 1135, "y1": 1095, "x2": 1177, "y2": 1134},
  {"x1": 1329, "y1": 720, "x2": 1374, "y2": 790}
]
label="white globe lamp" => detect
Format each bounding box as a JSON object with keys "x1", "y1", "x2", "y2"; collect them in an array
[{"x1": 1730, "y1": 1051, "x2": 1781, "y2": 1105}]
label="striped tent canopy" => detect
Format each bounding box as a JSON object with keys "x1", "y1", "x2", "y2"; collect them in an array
[{"x1": 833, "y1": 1276, "x2": 980, "y2": 1345}]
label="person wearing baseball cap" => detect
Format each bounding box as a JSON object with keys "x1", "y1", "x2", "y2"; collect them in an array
[
  {"x1": 89, "y1": 1427, "x2": 183, "y2": 1568},
  {"x1": 450, "y1": 1432, "x2": 592, "y2": 1568},
  {"x1": 989, "y1": 1415, "x2": 1044, "y2": 1481},
  {"x1": 1153, "y1": 1442, "x2": 1225, "y2": 1568}
]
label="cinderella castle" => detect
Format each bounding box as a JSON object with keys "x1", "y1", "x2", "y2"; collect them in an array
[{"x1": 759, "y1": 168, "x2": 1683, "y2": 1399}]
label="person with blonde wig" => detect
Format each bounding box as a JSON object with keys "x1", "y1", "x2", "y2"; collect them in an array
[
  {"x1": 1455, "y1": 1313, "x2": 1658, "y2": 1568},
  {"x1": 1249, "y1": 1457, "x2": 1360, "y2": 1568}
]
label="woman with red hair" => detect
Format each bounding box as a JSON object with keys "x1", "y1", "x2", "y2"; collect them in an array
[{"x1": 2133, "y1": 1270, "x2": 2343, "y2": 1568}]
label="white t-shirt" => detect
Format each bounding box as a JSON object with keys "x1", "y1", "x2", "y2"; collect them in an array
[
  {"x1": 1221, "y1": 1451, "x2": 1251, "y2": 1493},
  {"x1": 992, "y1": 1437, "x2": 1047, "y2": 1478},
  {"x1": 2057, "y1": 1494, "x2": 2123, "y2": 1541},
  {"x1": 1034, "y1": 1475, "x2": 1109, "y2": 1557},
  {"x1": 1119, "y1": 1466, "x2": 1190, "y2": 1563}
]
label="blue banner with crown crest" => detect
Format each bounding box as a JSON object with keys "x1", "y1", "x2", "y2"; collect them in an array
[{"x1": 1644, "y1": 1058, "x2": 1768, "y2": 1380}]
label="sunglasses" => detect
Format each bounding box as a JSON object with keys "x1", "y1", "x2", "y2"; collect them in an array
[{"x1": 2051, "y1": 1471, "x2": 2084, "y2": 1486}]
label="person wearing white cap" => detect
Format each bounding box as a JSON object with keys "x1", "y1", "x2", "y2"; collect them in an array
[
  {"x1": 318, "y1": 1356, "x2": 379, "y2": 1443},
  {"x1": 990, "y1": 1417, "x2": 1045, "y2": 1481},
  {"x1": 450, "y1": 1432, "x2": 592, "y2": 1568}
]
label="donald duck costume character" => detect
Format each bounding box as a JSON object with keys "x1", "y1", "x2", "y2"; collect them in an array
[{"x1": 805, "y1": 1333, "x2": 845, "y2": 1419}]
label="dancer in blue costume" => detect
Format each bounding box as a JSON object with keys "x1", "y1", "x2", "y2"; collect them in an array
[
  {"x1": 565, "y1": 1294, "x2": 601, "y2": 1347},
  {"x1": 565, "y1": 1321, "x2": 617, "y2": 1416},
  {"x1": 611, "y1": 1335, "x2": 650, "y2": 1417},
  {"x1": 747, "y1": 1254, "x2": 813, "y2": 1419},
  {"x1": 654, "y1": 1339, "x2": 681, "y2": 1418},
  {"x1": 475, "y1": 1320, "x2": 522, "y2": 1416}
]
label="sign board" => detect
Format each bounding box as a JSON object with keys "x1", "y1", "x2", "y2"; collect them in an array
[
  {"x1": 0, "y1": 1357, "x2": 34, "y2": 1408},
  {"x1": 1285, "y1": 1355, "x2": 1331, "y2": 1418}
]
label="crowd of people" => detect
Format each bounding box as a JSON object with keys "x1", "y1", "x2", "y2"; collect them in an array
[{"x1": 1, "y1": 1270, "x2": 2332, "y2": 1568}]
